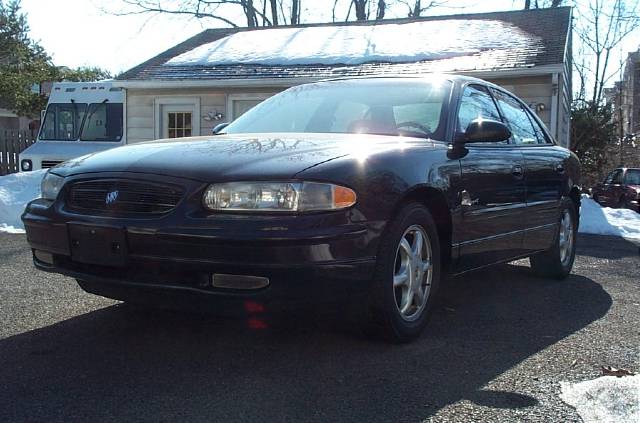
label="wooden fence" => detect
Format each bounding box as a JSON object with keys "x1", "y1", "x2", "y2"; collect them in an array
[{"x1": 0, "y1": 130, "x2": 37, "y2": 176}]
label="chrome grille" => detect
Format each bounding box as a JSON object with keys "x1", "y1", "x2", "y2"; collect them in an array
[
  {"x1": 41, "y1": 160, "x2": 63, "y2": 168},
  {"x1": 66, "y1": 179, "x2": 184, "y2": 216}
]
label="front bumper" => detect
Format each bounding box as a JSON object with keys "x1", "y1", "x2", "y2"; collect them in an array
[
  {"x1": 22, "y1": 187, "x2": 382, "y2": 307},
  {"x1": 626, "y1": 198, "x2": 640, "y2": 213}
]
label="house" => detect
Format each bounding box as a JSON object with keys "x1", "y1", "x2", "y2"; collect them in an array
[
  {"x1": 0, "y1": 106, "x2": 32, "y2": 132},
  {"x1": 621, "y1": 48, "x2": 639, "y2": 136},
  {"x1": 114, "y1": 7, "x2": 573, "y2": 147}
]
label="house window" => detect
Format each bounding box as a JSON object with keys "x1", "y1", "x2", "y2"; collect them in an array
[
  {"x1": 167, "y1": 112, "x2": 192, "y2": 138},
  {"x1": 227, "y1": 94, "x2": 272, "y2": 121}
]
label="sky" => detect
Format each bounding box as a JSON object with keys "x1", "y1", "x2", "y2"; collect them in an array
[{"x1": 21, "y1": 0, "x2": 640, "y2": 82}]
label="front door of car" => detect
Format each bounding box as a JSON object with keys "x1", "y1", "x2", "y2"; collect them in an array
[
  {"x1": 453, "y1": 84, "x2": 527, "y2": 272},
  {"x1": 491, "y1": 88, "x2": 567, "y2": 253},
  {"x1": 596, "y1": 169, "x2": 623, "y2": 206}
]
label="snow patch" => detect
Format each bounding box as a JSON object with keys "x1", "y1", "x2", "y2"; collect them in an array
[
  {"x1": 561, "y1": 375, "x2": 640, "y2": 423},
  {"x1": 0, "y1": 170, "x2": 44, "y2": 233},
  {"x1": 167, "y1": 20, "x2": 538, "y2": 66},
  {"x1": 579, "y1": 195, "x2": 640, "y2": 243}
]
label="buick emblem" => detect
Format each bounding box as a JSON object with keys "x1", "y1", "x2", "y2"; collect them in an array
[{"x1": 105, "y1": 190, "x2": 119, "y2": 205}]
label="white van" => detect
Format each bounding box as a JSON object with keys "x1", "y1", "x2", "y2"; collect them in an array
[{"x1": 19, "y1": 82, "x2": 125, "y2": 171}]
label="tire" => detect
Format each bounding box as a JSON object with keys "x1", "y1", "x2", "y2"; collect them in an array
[
  {"x1": 616, "y1": 196, "x2": 626, "y2": 209},
  {"x1": 360, "y1": 203, "x2": 441, "y2": 343},
  {"x1": 529, "y1": 200, "x2": 577, "y2": 280}
]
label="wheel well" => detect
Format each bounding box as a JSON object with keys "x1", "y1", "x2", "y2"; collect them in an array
[
  {"x1": 396, "y1": 187, "x2": 452, "y2": 269},
  {"x1": 569, "y1": 186, "x2": 581, "y2": 222}
]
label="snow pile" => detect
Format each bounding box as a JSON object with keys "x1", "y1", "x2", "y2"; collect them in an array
[
  {"x1": 561, "y1": 375, "x2": 639, "y2": 423},
  {"x1": 0, "y1": 170, "x2": 44, "y2": 233},
  {"x1": 167, "y1": 20, "x2": 538, "y2": 66},
  {"x1": 579, "y1": 195, "x2": 640, "y2": 243}
]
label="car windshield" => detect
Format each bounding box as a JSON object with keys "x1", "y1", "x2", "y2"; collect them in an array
[
  {"x1": 80, "y1": 103, "x2": 123, "y2": 142},
  {"x1": 39, "y1": 103, "x2": 88, "y2": 141},
  {"x1": 625, "y1": 169, "x2": 640, "y2": 185},
  {"x1": 223, "y1": 78, "x2": 452, "y2": 140}
]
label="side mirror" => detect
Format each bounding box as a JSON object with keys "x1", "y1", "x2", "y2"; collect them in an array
[
  {"x1": 212, "y1": 122, "x2": 230, "y2": 135},
  {"x1": 462, "y1": 119, "x2": 512, "y2": 144}
]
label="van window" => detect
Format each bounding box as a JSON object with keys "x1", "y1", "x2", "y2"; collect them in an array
[
  {"x1": 40, "y1": 103, "x2": 87, "y2": 141},
  {"x1": 80, "y1": 103, "x2": 123, "y2": 142}
]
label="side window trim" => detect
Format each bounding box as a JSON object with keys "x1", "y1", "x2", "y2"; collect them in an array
[
  {"x1": 491, "y1": 87, "x2": 541, "y2": 146},
  {"x1": 491, "y1": 86, "x2": 555, "y2": 146},
  {"x1": 454, "y1": 82, "x2": 509, "y2": 146}
]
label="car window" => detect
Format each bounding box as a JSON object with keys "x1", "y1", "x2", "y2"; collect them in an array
[
  {"x1": 224, "y1": 79, "x2": 452, "y2": 140},
  {"x1": 525, "y1": 108, "x2": 552, "y2": 144},
  {"x1": 625, "y1": 169, "x2": 640, "y2": 185},
  {"x1": 393, "y1": 102, "x2": 443, "y2": 135},
  {"x1": 456, "y1": 85, "x2": 502, "y2": 136},
  {"x1": 329, "y1": 100, "x2": 369, "y2": 132},
  {"x1": 604, "y1": 171, "x2": 616, "y2": 184},
  {"x1": 612, "y1": 170, "x2": 624, "y2": 184},
  {"x1": 492, "y1": 90, "x2": 539, "y2": 145}
]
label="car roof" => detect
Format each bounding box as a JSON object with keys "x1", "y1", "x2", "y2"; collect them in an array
[{"x1": 317, "y1": 73, "x2": 503, "y2": 90}]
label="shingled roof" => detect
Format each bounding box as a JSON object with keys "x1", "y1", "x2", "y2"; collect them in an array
[{"x1": 117, "y1": 7, "x2": 571, "y2": 82}]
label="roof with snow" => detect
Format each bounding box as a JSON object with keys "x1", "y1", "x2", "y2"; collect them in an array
[{"x1": 117, "y1": 7, "x2": 571, "y2": 82}]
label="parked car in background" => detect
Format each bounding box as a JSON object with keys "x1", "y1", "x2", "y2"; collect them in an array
[
  {"x1": 592, "y1": 168, "x2": 640, "y2": 212},
  {"x1": 22, "y1": 75, "x2": 582, "y2": 342}
]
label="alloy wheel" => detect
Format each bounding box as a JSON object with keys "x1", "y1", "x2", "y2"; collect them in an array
[
  {"x1": 392, "y1": 224, "x2": 433, "y2": 321},
  {"x1": 559, "y1": 209, "x2": 574, "y2": 266}
]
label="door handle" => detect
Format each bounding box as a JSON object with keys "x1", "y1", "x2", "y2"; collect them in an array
[
  {"x1": 512, "y1": 165, "x2": 524, "y2": 178},
  {"x1": 556, "y1": 164, "x2": 565, "y2": 173}
]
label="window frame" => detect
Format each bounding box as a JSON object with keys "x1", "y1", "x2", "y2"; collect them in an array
[
  {"x1": 79, "y1": 102, "x2": 124, "y2": 142},
  {"x1": 453, "y1": 82, "x2": 507, "y2": 145},
  {"x1": 154, "y1": 97, "x2": 201, "y2": 139},
  {"x1": 612, "y1": 169, "x2": 624, "y2": 185},
  {"x1": 489, "y1": 86, "x2": 557, "y2": 147},
  {"x1": 166, "y1": 111, "x2": 193, "y2": 138},
  {"x1": 604, "y1": 170, "x2": 617, "y2": 184},
  {"x1": 227, "y1": 93, "x2": 272, "y2": 121},
  {"x1": 490, "y1": 88, "x2": 542, "y2": 146},
  {"x1": 38, "y1": 102, "x2": 89, "y2": 141}
]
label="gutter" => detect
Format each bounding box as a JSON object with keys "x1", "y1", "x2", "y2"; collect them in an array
[{"x1": 112, "y1": 64, "x2": 566, "y2": 90}]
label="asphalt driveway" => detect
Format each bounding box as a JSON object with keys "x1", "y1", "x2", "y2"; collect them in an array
[{"x1": 0, "y1": 233, "x2": 638, "y2": 422}]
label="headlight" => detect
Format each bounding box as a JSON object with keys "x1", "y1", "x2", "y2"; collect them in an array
[
  {"x1": 203, "y1": 182, "x2": 356, "y2": 212},
  {"x1": 41, "y1": 172, "x2": 65, "y2": 201}
]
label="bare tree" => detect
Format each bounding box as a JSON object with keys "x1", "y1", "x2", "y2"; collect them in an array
[
  {"x1": 396, "y1": 1, "x2": 447, "y2": 17},
  {"x1": 110, "y1": 0, "x2": 309, "y2": 27},
  {"x1": 352, "y1": 0, "x2": 369, "y2": 20},
  {"x1": 574, "y1": 0, "x2": 640, "y2": 105},
  {"x1": 290, "y1": 0, "x2": 301, "y2": 24},
  {"x1": 523, "y1": 0, "x2": 564, "y2": 8}
]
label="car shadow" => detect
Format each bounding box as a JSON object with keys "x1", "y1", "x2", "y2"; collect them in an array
[
  {"x1": 576, "y1": 233, "x2": 640, "y2": 259},
  {"x1": 0, "y1": 263, "x2": 611, "y2": 422}
]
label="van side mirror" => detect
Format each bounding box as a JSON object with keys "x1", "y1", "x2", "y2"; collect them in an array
[
  {"x1": 462, "y1": 119, "x2": 512, "y2": 143},
  {"x1": 212, "y1": 122, "x2": 230, "y2": 135}
]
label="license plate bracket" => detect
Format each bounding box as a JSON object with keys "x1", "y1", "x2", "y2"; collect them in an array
[{"x1": 68, "y1": 223, "x2": 127, "y2": 267}]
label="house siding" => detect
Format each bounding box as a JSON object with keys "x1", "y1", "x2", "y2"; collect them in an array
[{"x1": 126, "y1": 88, "x2": 279, "y2": 143}]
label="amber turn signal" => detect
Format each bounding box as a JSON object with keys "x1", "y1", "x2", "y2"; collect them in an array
[{"x1": 333, "y1": 185, "x2": 357, "y2": 208}]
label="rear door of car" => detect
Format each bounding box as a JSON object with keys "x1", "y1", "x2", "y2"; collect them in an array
[
  {"x1": 491, "y1": 88, "x2": 568, "y2": 253},
  {"x1": 454, "y1": 84, "x2": 527, "y2": 272}
]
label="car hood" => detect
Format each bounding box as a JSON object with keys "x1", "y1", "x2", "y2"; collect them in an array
[{"x1": 51, "y1": 133, "x2": 441, "y2": 181}]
